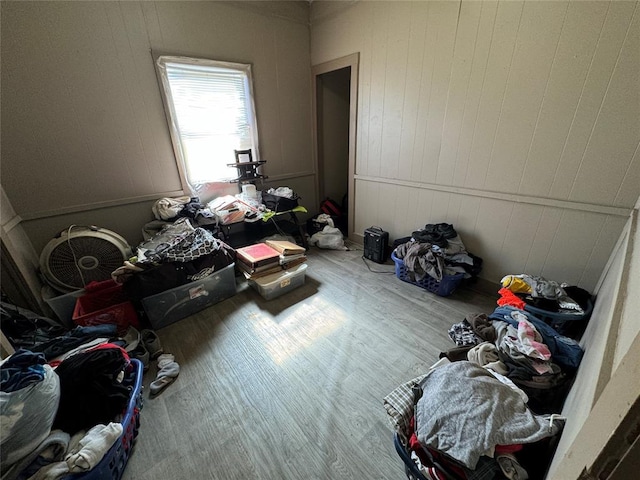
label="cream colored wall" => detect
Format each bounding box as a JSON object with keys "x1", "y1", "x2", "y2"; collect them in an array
[
  {"x1": 547, "y1": 205, "x2": 640, "y2": 479},
  {"x1": 1, "y1": 0, "x2": 312, "y2": 254},
  {"x1": 612, "y1": 196, "x2": 640, "y2": 370},
  {"x1": 311, "y1": 0, "x2": 640, "y2": 291}
]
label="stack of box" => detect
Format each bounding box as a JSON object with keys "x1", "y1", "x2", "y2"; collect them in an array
[
  {"x1": 265, "y1": 239, "x2": 306, "y2": 270},
  {"x1": 236, "y1": 243, "x2": 282, "y2": 280},
  {"x1": 237, "y1": 241, "x2": 308, "y2": 300}
]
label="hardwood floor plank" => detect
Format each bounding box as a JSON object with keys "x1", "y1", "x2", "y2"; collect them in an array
[{"x1": 122, "y1": 247, "x2": 497, "y2": 479}]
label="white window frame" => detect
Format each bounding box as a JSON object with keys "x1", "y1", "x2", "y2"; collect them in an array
[{"x1": 155, "y1": 55, "x2": 260, "y2": 195}]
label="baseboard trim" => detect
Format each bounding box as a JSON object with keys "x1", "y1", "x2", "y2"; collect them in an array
[{"x1": 465, "y1": 276, "x2": 499, "y2": 298}]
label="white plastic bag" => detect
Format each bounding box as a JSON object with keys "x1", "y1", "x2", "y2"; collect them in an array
[
  {"x1": 309, "y1": 226, "x2": 347, "y2": 250},
  {"x1": 1, "y1": 364, "x2": 60, "y2": 469},
  {"x1": 314, "y1": 213, "x2": 335, "y2": 228},
  {"x1": 151, "y1": 196, "x2": 191, "y2": 221}
]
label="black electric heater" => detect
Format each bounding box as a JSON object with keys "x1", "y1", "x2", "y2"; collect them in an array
[{"x1": 363, "y1": 226, "x2": 389, "y2": 264}]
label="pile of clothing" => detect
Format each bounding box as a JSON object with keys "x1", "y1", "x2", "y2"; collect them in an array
[
  {"x1": 385, "y1": 361, "x2": 564, "y2": 480},
  {"x1": 1, "y1": 302, "x2": 180, "y2": 480},
  {"x1": 151, "y1": 196, "x2": 218, "y2": 227},
  {"x1": 394, "y1": 223, "x2": 482, "y2": 283},
  {"x1": 498, "y1": 274, "x2": 592, "y2": 318},
  {"x1": 1, "y1": 303, "x2": 68, "y2": 352},
  {"x1": 385, "y1": 272, "x2": 592, "y2": 479},
  {"x1": 112, "y1": 217, "x2": 235, "y2": 302},
  {"x1": 446, "y1": 306, "x2": 583, "y2": 413},
  {"x1": 442, "y1": 273, "x2": 591, "y2": 421},
  {"x1": 1, "y1": 343, "x2": 132, "y2": 480}
]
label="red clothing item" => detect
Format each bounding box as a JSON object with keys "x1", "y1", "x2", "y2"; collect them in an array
[
  {"x1": 497, "y1": 288, "x2": 526, "y2": 310},
  {"x1": 86, "y1": 342, "x2": 130, "y2": 361},
  {"x1": 49, "y1": 342, "x2": 128, "y2": 369},
  {"x1": 495, "y1": 443, "x2": 523, "y2": 454}
]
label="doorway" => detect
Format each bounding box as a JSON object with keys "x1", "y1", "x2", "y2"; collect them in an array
[{"x1": 312, "y1": 53, "x2": 359, "y2": 240}]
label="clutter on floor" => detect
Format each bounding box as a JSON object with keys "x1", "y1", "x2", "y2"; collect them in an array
[
  {"x1": 14, "y1": 193, "x2": 593, "y2": 480},
  {"x1": 235, "y1": 242, "x2": 282, "y2": 278},
  {"x1": 236, "y1": 241, "x2": 307, "y2": 278},
  {"x1": 248, "y1": 263, "x2": 308, "y2": 300},
  {"x1": 385, "y1": 270, "x2": 595, "y2": 480},
  {"x1": 234, "y1": 240, "x2": 309, "y2": 299},
  {"x1": 308, "y1": 218, "x2": 347, "y2": 250},
  {"x1": 2, "y1": 187, "x2": 315, "y2": 479},
  {"x1": 1, "y1": 300, "x2": 168, "y2": 479},
  {"x1": 0, "y1": 331, "x2": 144, "y2": 480},
  {"x1": 208, "y1": 187, "x2": 309, "y2": 248},
  {"x1": 392, "y1": 223, "x2": 483, "y2": 296},
  {"x1": 149, "y1": 353, "x2": 181, "y2": 397}
]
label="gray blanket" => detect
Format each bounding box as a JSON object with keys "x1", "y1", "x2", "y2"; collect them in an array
[{"x1": 415, "y1": 361, "x2": 563, "y2": 469}]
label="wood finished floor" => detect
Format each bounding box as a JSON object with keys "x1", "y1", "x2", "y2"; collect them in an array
[{"x1": 122, "y1": 245, "x2": 497, "y2": 480}]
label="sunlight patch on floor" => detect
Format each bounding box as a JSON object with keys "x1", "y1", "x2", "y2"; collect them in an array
[{"x1": 249, "y1": 297, "x2": 347, "y2": 364}]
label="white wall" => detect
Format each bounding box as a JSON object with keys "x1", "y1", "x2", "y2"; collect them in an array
[
  {"x1": 311, "y1": 0, "x2": 640, "y2": 291},
  {"x1": 1, "y1": 0, "x2": 313, "y2": 254}
]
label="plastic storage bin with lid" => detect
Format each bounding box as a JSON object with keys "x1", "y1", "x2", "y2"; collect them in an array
[
  {"x1": 249, "y1": 263, "x2": 307, "y2": 300},
  {"x1": 141, "y1": 263, "x2": 237, "y2": 330}
]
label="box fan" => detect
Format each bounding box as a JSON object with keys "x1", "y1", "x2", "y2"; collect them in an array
[{"x1": 39, "y1": 225, "x2": 131, "y2": 293}]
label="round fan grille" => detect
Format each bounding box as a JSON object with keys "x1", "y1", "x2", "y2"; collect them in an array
[{"x1": 40, "y1": 226, "x2": 131, "y2": 292}]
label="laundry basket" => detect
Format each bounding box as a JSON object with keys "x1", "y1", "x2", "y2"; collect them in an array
[
  {"x1": 62, "y1": 358, "x2": 144, "y2": 480},
  {"x1": 394, "y1": 432, "x2": 431, "y2": 480},
  {"x1": 524, "y1": 298, "x2": 594, "y2": 339},
  {"x1": 394, "y1": 432, "x2": 470, "y2": 480},
  {"x1": 72, "y1": 280, "x2": 140, "y2": 333},
  {"x1": 391, "y1": 251, "x2": 464, "y2": 297}
]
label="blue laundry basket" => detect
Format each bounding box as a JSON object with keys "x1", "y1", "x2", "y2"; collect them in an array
[
  {"x1": 62, "y1": 358, "x2": 144, "y2": 480},
  {"x1": 391, "y1": 251, "x2": 465, "y2": 297}
]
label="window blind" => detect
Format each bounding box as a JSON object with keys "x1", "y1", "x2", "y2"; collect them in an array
[{"x1": 157, "y1": 57, "x2": 258, "y2": 185}]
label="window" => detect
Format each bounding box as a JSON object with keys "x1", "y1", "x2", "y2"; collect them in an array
[{"x1": 155, "y1": 56, "x2": 260, "y2": 190}]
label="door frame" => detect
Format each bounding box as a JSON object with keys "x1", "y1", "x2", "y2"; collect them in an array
[
  {"x1": 312, "y1": 53, "x2": 359, "y2": 241},
  {"x1": 1, "y1": 239, "x2": 42, "y2": 313}
]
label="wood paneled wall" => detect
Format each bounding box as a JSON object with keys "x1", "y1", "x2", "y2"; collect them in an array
[
  {"x1": 1, "y1": 1, "x2": 313, "y2": 250},
  {"x1": 547, "y1": 204, "x2": 640, "y2": 479},
  {"x1": 311, "y1": 0, "x2": 640, "y2": 291}
]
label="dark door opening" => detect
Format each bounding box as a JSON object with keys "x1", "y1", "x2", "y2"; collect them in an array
[
  {"x1": 317, "y1": 67, "x2": 350, "y2": 234},
  {"x1": 312, "y1": 54, "x2": 359, "y2": 240}
]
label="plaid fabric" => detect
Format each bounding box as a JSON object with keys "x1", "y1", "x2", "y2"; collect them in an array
[{"x1": 383, "y1": 374, "x2": 428, "y2": 444}]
